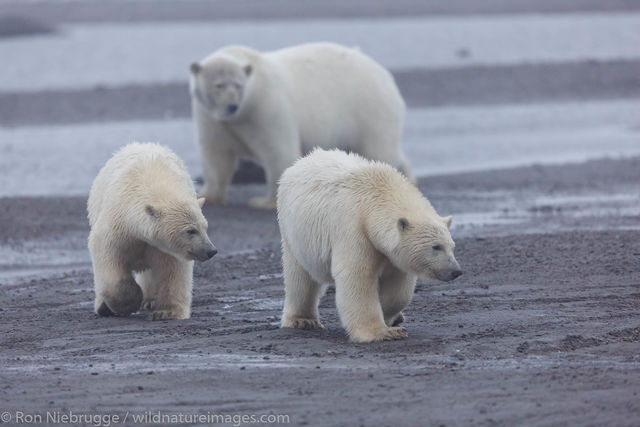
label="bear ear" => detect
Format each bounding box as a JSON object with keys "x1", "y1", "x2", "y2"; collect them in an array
[
  {"x1": 190, "y1": 62, "x2": 201, "y2": 74},
  {"x1": 244, "y1": 64, "x2": 252, "y2": 76},
  {"x1": 398, "y1": 217, "x2": 410, "y2": 232},
  {"x1": 145, "y1": 205, "x2": 161, "y2": 219},
  {"x1": 197, "y1": 197, "x2": 206, "y2": 208},
  {"x1": 442, "y1": 215, "x2": 453, "y2": 229}
]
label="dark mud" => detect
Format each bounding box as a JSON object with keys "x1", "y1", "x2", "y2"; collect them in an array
[{"x1": 1, "y1": 159, "x2": 639, "y2": 426}]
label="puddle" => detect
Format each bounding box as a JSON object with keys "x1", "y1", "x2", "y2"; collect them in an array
[
  {"x1": 5, "y1": 350, "x2": 636, "y2": 376},
  {"x1": 248, "y1": 298, "x2": 283, "y2": 311},
  {"x1": 451, "y1": 189, "x2": 640, "y2": 237},
  {"x1": 528, "y1": 193, "x2": 640, "y2": 218},
  {"x1": 216, "y1": 296, "x2": 253, "y2": 304},
  {"x1": 2, "y1": 353, "x2": 304, "y2": 374},
  {"x1": 257, "y1": 273, "x2": 283, "y2": 281}
]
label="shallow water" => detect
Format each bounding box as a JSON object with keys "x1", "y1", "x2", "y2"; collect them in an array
[{"x1": 1, "y1": 99, "x2": 640, "y2": 197}]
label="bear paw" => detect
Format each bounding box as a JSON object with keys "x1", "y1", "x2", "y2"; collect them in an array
[
  {"x1": 281, "y1": 317, "x2": 324, "y2": 330},
  {"x1": 248, "y1": 196, "x2": 276, "y2": 210},
  {"x1": 350, "y1": 326, "x2": 408, "y2": 343},
  {"x1": 198, "y1": 190, "x2": 227, "y2": 205},
  {"x1": 148, "y1": 309, "x2": 189, "y2": 321}
]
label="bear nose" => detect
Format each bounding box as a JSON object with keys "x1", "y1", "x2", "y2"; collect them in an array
[
  {"x1": 451, "y1": 269, "x2": 463, "y2": 279},
  {"x1": 206, "y1": 248, "x2": 218, "y2": 259},
  {"x1": 227, "y1": 104, "x2": 238, "y2": 114}
]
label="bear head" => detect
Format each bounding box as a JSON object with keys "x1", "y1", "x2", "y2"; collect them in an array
[
  {"x1": 381, "y1": 214, "x2": 462, "y2": 282},
  {"x1": 190, "y1": 55, "x2": 253, "y2": 121},
  {"x1": 144, "y1": 197, "x2": 217, "y2": 262}
]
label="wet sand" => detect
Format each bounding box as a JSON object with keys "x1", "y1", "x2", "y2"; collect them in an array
[{"x1": 1, "y1": 158, "x2": 639, "y2": 426}]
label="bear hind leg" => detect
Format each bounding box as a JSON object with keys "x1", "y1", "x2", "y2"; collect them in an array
[
  {"x1": 91, "y1": 246, "x2": 142, "y2": 316},
  {"x1": 96, "y1": 297, "x2": 114, "y2": 317},
  {"x1": 281, "y1": 240, "x2": 324, "y2": 330},
  {"x1": 95, "y1": 275, "x2": 143, "y2": 317},
  {"x1": 378, "y1": 264, "x2": 416, "y2": 326}
]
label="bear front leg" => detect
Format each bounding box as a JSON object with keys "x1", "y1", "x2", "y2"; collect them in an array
[
  {"x1": 248, "y1": 161, "x2": 281, "y2": 209},
  {"x1": 141, "y1": 248, "x2": 193, "y2": 320},
  {"x1": 378, "y1": 263, "x2": 417, "y2": 326},
  {"x1": 280, "y1": 239, "x2": 324, "y2": 330},
  {"x1": 195, "y1": 117, "x2": 240, "y2": 204},
  {"x1": 332, "y1": 255, "x2": 408, "y2": 343},
  {"x1": 198, "y1": 145, "x2": 237, "y2": 205},
  {"x1": 249, "y1": 135, "x2": 299, "y2": 210}
]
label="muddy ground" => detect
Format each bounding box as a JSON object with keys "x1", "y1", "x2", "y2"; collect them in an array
[{"x1": 1, "y1": 158, "x2": 639, "y2": 426}]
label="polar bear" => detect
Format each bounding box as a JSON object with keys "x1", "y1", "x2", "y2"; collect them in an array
[
  {"x1": 88, "y1": 142, "x2": 217, "y2": 320},
  {"x1": 189, "y1": 42, "x2": 412, "y2": 209},
  {"x1": 277, "y1": 149, "x2": 462, "y2": 343}
]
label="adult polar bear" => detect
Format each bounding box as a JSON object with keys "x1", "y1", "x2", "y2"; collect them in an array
[{"x1": 190, "y1": 42, "x2": 412, "y2": 209}]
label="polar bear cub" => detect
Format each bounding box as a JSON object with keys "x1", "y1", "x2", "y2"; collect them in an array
[
  {"x1": 277, "y1": 149, "x2": 462, "y2": 343},
  {"x1": 190, "y1": 42, "x2": 412, "y2": 210},
  {"x1": 88, "y1": 142, "x2": 217, "y2": 320}
]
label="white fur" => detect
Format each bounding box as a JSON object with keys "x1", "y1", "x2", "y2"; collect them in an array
[
  {"x1": 277, "y1": 149, "x2": 461, "y2": 343},
  {"x1": 190, "y1": 42, "x2": 412, "y2": 209},
  {"x1": 88, "y1": 142, "x2": 216, "y2": 320}
]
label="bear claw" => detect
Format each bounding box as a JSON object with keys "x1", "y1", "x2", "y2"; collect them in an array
[
  {"x1": 281, "y1": 317, "x2": 324, "y2": 330},
  {"x1": 148, "y1": 309, "x2": 188, "y2": 321},
  {"x1": 385, "y1": 326, "x2": 408, "y2": 340},
  {"x1": 350, "y1": 326, "x2": 408, "y2": 343},
  {"x1": 140, "y1": 299, "x2": 156, "y2": 311}
]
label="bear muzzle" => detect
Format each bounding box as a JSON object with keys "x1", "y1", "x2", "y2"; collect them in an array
[
  {"x1": 434, "y1": 258, "x2": 463, "y2": 282},
  {"x1": 435, "y1": 268, "x2": 463, "y2": 282},
  {"x1": 190, "y1": 242, "x2": 218, "y2": 262}
]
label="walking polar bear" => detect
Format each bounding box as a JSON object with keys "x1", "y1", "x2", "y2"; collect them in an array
[
  {"x1": 277, "y1": 149, "x2": 462, "y2": 343},
  {"x1": 88, "y1": 143, "x2": 217, "y2": 320},
  {"x1": 190, "y1": 42, "x2": 412, "y2": 209}
]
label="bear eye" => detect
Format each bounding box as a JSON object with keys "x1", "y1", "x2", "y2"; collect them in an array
[
  {"x1": 432, "y1": 245, "x2": 442, "y2": 251},
  {"x1": 215, "y1": 83, "x2": 225, "y2": 89},
  {"x1": 186, "y1": 228, "x2": 199, "y2": 236}
]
